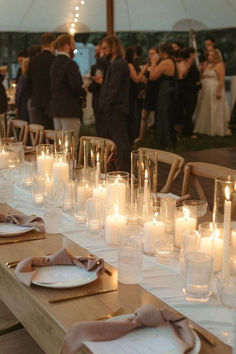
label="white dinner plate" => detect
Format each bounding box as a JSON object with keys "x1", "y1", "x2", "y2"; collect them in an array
[
  {"x1": 32, "y1": 265, "x2": 98, "y2": 289},
  {"x1": 84, "y1": 314, "x2": 201, "y2": 354},
  {"x1": 0, "y1": 223, "x2": 34, "y2": 237}
]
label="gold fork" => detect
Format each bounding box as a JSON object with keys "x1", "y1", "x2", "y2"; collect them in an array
[{"x1": 96, "y1": 307, "x2": 124, "y2": 321}]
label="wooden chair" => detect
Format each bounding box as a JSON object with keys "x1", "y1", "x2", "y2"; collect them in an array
[
  {"x1": 0, "y1": 328, "x2": 44, "y2": 354},
  {"x1": 0, "y1": 299, "x2": 22, "y2": 336},
  {"x1": 23, "y1": 124, "x2": 44, "y2": 147},
  {"x1": 44, "y1": 129, "x2": 55, "y2": 144},
  {"x1": 78, "y1": 136, "x2": 116, "y2": 172},
  {"x1": 182, "y1": 162, "x2": 236, "y2": 200},
  {"x1": 6, "y1": 119, "x2": 28, "y2": 142},
  {"x1": 138, "y1": 147, "x2": 185, "y2": 193}
]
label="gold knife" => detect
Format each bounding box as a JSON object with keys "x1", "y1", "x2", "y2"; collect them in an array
[
  {"x1": 0, "y1": 235, "x2": 46, "y2": 246},
  {"x1": 49, "y1": 288, "x2": 117, "y2": 304}
]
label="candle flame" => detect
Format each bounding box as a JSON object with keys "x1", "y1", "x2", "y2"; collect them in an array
[
  {"x1": 59, "y1": 138, "x2": 62, "y2": 145},
  {"x1": 225, "y1": 186, "x2": 230, "y2": 201},
  {"x1": 114, "y1": 204, "x2": 118, "y2": 216},
  {"x1": 145, "y1": 169, "x2": 148, "y2": 179},
  {"x1": 65, "y1": 139, "x2": 68, "y2": 148},
  {"x1": 115, "y1": 176, "x2": 120, "y2": 185},
  {"x1": 183, "y1": 207, "x2": 190, "y2": 220},
  {"x1": 96, "y1": 152, "x2": 99, "y2": 162}
]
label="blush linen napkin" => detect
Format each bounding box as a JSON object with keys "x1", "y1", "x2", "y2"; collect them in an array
[
  {"x1": 0, "y1": 213, "x2": 45, "y2": 233},
  {"x1": 15, "y1": 248, "x2": 105, "y2": 287},
  {"x1": 61, "y1": 304, "x2": 195, "y2": 354}
]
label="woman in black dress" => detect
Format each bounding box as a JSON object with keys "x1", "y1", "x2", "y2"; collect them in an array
[
  {"x1": 150, "y1": 43, "x2": 177, "y2": 148},
  {"x1": 134, "y1": 48, "x2": 159, "y2": 143},
  {"x1": 125, "y1": 46, "x2": 146, "y2": 144}
]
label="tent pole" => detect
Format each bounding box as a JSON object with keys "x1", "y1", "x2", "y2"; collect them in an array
[{"x1": 106, "y1": 0, "x2": 114, "y2": 35}]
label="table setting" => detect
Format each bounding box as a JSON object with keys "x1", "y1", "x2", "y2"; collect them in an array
[{"x1": 0, "y1": 131, "x2": 235, "y2": 353}]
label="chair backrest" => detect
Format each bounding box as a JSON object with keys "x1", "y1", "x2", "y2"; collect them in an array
[
  {"x1": 44, "y1": 130, "x2": 55, "y2": 144},
  {"x1": 182, "y1": 162, "x2": 236, "y2": 200},
  {"x1": 138, "y1": 147, "x2": 185, "y2": 193},
  {"x1": 7, "y1": 119, "x2": 28, "y2": 142},
  {"x1": 78, "y1": 136, "x2": 116, "y2": 172},
  {"x1": 24, "y1": 124, "x2": 44, "y2": 147}
]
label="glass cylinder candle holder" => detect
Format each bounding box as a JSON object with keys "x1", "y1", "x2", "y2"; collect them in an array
[
  {"x1": 131, "y1": 149, "x2": 158, "y2": 224},
  {"x1": 81, "y1": 138, "x2": 106, "y2": 185},
  {"x1": 86, "y1": 197, "x2": 102, "y2": 236},
  {"x1": 93, "y1": 180, "x2": 107, "y2": 227},
  {"x1": 106, "y1": 171, "x2": 129, "y2": 214},
  {"x1": 159, "y1": 196, "x2": 176, "y2": 256},
  {"x1": 213, "y1": 176, "x2": 236, "y2": 278},
  {"x1": 63, "y1": 180, "x2": 75, "y2": 213},
  {"x1": 198, "y1": 221, "x2": 224, "y2": 273},
  {"x1": 143, "y1": 212, "x2": 165, "y2": 257},
  {"x1": 74, "y1": 178, "x2": 92, "y2": 223},
  {"x1": 55, "y1": 129, "x2": 75, "y2": 158},
  {"x1": 175, "y1": 206, "x2": 197, "y2": 249},
  {"x1": 180, "y1": 230, "x2": 200, "y2": 278},
  {"x1": 52, "y1": 153, "x2": 70, "y2": 202},
  {"x1": 36, "y1": 144, "x2": 53, "y2": 177},
  {"x1": 33, "y1": 176, "x2": 45, "y2": 206},
  {"x1": 22, "y1": 161, "x2": 36, "y2": 188},
  {"x1": 105, "y1": 204, "x2": 126, "y2": 247}
]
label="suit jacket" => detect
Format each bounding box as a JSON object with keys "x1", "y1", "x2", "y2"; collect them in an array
[
  {"x1": 28, "y1": 50, "x2": 55, "y2": 109},
  {"x1": 0, "y1": 74, "x2": 7, "y2": 114},
  {"x1": 50, "y1": 54, "x2": 86, "y2": 118},
  {"x1": 99, "y1": 56, "x2": 130, "y2": 115}
]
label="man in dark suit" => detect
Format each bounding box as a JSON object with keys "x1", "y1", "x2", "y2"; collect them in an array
[
  {"x1": 99, "y1": 36, "x2": 131, "y2": 172},
  {"x1": 28, "y1": 33, "x2": 55, "y2": 129},
  {"x1": 50, "y1": 34, "x2": 86, "y2": 155}
]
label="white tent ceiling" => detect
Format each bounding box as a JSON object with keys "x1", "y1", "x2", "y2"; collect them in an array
[{"x1": 0, "y1": 0, "x2": 236, "y2": 33}]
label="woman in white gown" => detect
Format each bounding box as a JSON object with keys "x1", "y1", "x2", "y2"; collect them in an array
[{"x1": 194, "y1": 50, "x2": 231, "y2": 136}]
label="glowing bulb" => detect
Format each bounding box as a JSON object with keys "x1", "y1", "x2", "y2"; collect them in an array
[
  {"x1": 71, "y1": 23, "x2": 75, "y2": 27},
  {"x1": 74, "y1": 18, "x2": 78, "y2": 23},
  {"x1": 81, "y1": 0, "x2": 85, "y2": 4},
  {"x1": 75, "y1": 13, "x2": 79, "y2": 17},
  {"x1": 225, "y1": 186, "x2": 230, "y2": 201},
  {"x1": 75, "y1": 6, "x2": 79, "y2": 10},
  {"x1": 70, "y1": 27, "x2": 75, "y2": 35}
]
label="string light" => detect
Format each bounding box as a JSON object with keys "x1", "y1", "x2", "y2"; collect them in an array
[
  {"x1": 74, "y1": 18, "x2": 78, "y2": 23},
  {"x1": 75, "y1": 6, "x2": 79, "y2": 10},
  {"x1": 69, "y1": 1, "x2": 87, "y2": 36},
  {"x1": 71, "y1": 23, "x2": 75, "y2": 27},
  {"x1": 75, "y1": 13, "x2": 79, "y2": 17},
  {"x1": 81, "y1": 0, "x2": 85, "y2": 4},
  {"x1": 69, "y1": 27, "x2": 75, "y2": 35}
]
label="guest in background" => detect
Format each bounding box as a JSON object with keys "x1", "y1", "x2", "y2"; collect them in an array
[
  {"x1": 177, "y1": 48, "x2": 200, "y2": 136},
  {"x1": 87, "y1": 43, "x2": 109, "y2": 136},
  {"x1": 99, "y1": 35, "x2": 131, "y2": 172},
  {"x1": 28, "y1": 33, "x2": 55, "y2": 128},
  {"x1": 15, "y1": 49, "x2": 28, "y2": 84},
  {"x1": 194, "y1": 49, "x2": 231, "y2": 136},
  {"x1": 15, "y1": 58, "x2": 30, "y2": 122},
  {"x1": 28, "y1": 45, "x2": 41, "y2": 58},
  {"x1": 50, "y1": 34, "x2": 86, "y2": 155},
  {"x1": 134, "y1": 47, "x2": 159, "y2": 143},
  {"x1": 150, "y1": 43, "x2": 177, "y2": 148},
  {"x1": 171, "y1": 41, "x2": 182, "y2": 58},
  {"x1": 0, "y1": 66, "x2": 7, "y2": 125}
]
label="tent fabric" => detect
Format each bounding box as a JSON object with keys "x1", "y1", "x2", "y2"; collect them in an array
[{"x1": 0, "y1": 0, "x2": 236, "y2": 33}]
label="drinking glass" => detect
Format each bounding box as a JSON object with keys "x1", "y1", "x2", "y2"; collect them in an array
[
  {"x1": 8, "y1": 141, "x2": 24, "y2": 168},
  {"x1": 217, "y1": 269, "x2": 236, "y2": 352},
  {"x1": 86, "y1": 197, "x2": 102, "y2": 236},
  {"x1": 22, "y1": 161, "x2": 36, "y2": 188},
  {"x1": 180, "y1": 230, "x2": 199, "y2": 277},
  {"x1": 44, "y1": 205, "x2": 63, "y2": 233},
  {"x1": 183, "y1": 199, "x2": 208, "y2": 218},
  {"x1": 118, "y1": 225, "x2": 143, "y2": 284},
  {"x1": 183, "y1": 251, "x2": 213, "y2": 302},
  {"x1": 63, "y1": 180, "x2": 75, "y2": 213},
  {"x1": 74, "y1": 178, "x2": 92, "y2": 223}
]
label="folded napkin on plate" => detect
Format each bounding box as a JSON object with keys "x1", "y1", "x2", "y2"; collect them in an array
[
  {"x1": 61, "y1": 303, "x2": 195, "y2": 354},
  {"x1": 0, "y1": 213, "x2": 45, "y2": 233},
  {"x1": 15, "y1": 248, "x2": 104, "y2": 287}
]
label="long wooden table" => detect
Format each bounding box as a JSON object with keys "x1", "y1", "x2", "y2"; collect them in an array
[{"x1": 0, "y1": 204, "x2": 232, "y2": 354}]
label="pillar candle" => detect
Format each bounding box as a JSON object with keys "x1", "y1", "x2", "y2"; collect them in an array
[
  {"x1": 37, "y1": 154, "x2": 53, "y2": 177},
  {"x1": 105, "y1": 205, "x2": 126, "y2": 246},
  {"x1": 52, "y1": 160, "x2": 69, "y2": 190},
  {"x1": 143, "y1": 219, "x2": 165, "y2": 255},
  {"x1": 107, "y1": 178, "x2": 126, "y2": 212},
  {"x1": 0, "y1": 149, "x2": 9, "y2": 169},
  {"x1": 175, "y1": 210, "x2": 196, "y2": 248},
  {"x1": 93, "y1": 185, "x2": 107, "y2": 203}
]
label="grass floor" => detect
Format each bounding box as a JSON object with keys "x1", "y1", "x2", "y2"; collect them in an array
[{"x1": 80, "y1": 123, "x2": 236, "y2": 154}]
